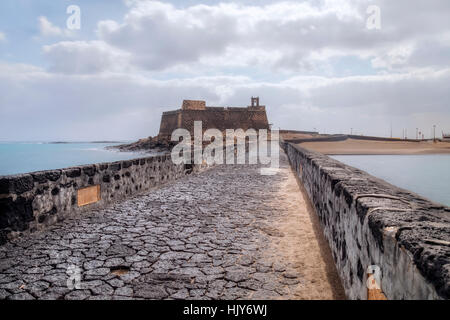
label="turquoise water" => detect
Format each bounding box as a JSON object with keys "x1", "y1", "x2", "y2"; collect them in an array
[
  {"x1": 0, "y1": 142, "x2": 148, "y2": 176},
  {"x1": 331, "y1": 155, "x2": 450, "y2": 207}
]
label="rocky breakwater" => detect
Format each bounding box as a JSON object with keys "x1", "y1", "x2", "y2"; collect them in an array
[{"x1": 110, "y1": 136, "x2": 174, "y2": 153}]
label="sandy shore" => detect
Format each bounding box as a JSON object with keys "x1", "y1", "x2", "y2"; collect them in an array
[{"x1": 297, "y1": 138, "x2": 450, "y2": 155}]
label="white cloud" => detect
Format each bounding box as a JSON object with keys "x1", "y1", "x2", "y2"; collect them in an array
[
  {"x1": 43, "y1": 41, "x2": 131, "y2": 74},
  {"x1": 87, "y1": 0, "x2": 450, "y2": 74},
  {"x1": 38, "y1": 1, "x2": 450, "y2": 75},
  {"x1": 0, "y1": 32, "x2": 6, "y2": 42},
  {"x1": 38, "y1": 16, "x2": 72, "y2": 38}
]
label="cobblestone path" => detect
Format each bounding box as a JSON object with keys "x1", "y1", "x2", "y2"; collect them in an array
[{"x1": 0, "y1": 151, "x2": 345, "y2": 300}]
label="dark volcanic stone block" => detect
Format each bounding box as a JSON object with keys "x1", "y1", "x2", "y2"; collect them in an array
[
  {"x1": 122, "y1": 161, "x2": 132, "y2": 169},
  {"x1": 0, "y1": 196, "x2": 34, "y2": 231},
  {"x1": 38, "y1": 214, "x2": 47, "y2": 224},
  {"x1": 110, "y1": 163, "x2": 121, "y2": 171},
  {"x1": 83, "y1": 166, "x2": 97, "y2": 177},
  {"x1": 65, "y1": 168, "x2": 81, "y2": 178},
  {"x1": 0, "y1": 178, "x2": 10, "y2": 195},
  {"x1": 0, "y1": 230, "x2": 7, "y2": 245},
  {"x1": 12, "y1": 175, "x2": 34, "y2": 194},
  {"x1": 51, "y1": 187, "x2": 60, "y2": 196},
  {"x1": 31, "y1": 172, "x2": 47, "y2": 184},
  {"x1": 46, "y1": 171, "x2": 62, "y2": 182},
  {"x1": 32, "y1": 171, "x2": 61, "y2": 183},
  {"x1": 103, "y1": 175, "x2": 111, "y2": 183}
]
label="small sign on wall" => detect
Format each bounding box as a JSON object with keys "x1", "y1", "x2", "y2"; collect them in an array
[{"x1": 77, "y1": 185, "x2": 100, "y2": 207}]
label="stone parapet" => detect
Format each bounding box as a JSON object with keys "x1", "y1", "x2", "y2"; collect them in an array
[{"x1": 282, "y1": 142, "x2": 450, "y2": 299}]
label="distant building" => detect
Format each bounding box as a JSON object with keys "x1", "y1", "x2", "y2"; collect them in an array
[
  {"x1": 158, "y1": 97, "x2": 269, "y2": 140},
  {"x1": 443, "y1": 133, "x2": 450, "y2": 141}
]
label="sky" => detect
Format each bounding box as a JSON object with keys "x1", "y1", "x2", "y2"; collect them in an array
[{"x1": 0, "y1": 0, "x2": 449, "y2": 141}]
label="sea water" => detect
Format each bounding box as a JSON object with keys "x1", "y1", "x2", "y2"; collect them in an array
[
  {"x1": 331, "y1": 154, "x2": 450, "y2": 207},
  {"x1": 0, "y1": 142, "x2": 151, "y2": 176}
]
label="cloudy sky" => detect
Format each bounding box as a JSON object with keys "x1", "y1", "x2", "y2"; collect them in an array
[{"x1": 0, "y1": 0, "x2": 449, "y2": 141}]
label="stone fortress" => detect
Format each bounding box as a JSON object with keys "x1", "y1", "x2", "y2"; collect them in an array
[{"x1": 158, "y1": 97, "x2": 270, "y2": 140}]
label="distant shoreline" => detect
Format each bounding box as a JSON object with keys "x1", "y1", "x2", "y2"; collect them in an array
[
  {"x1": 298, "y1": 139, "x2": 450, "y2": 155},
  {"x1": 47, "y1": 141, "x2": 124, "y2": 144},
  {"x1": 281, "y1": 131, "x2": 450, "y2": 155},
  {"x1": 0, "y1": 141, "x2": 126, "y2": 144}
]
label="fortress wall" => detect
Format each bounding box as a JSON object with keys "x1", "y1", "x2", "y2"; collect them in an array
[
  {"x1": 0, "y1": 154, "x2": 207, "y2": 245},
  {"x1": 159, "y1": 108, "x2": 270, "y2": 138},
  {"x1": 159, "y1": 111, "x2": 181, "y2": 137},
  {"x1": 283, "y1": 142, "x2": 450, "y2": 299},
  {"x1": 224, "y1": 109, "x2": 269, "y2": 131},
  {"x1": 180, "y1": 109, "x2": 226, "y2": 134}
]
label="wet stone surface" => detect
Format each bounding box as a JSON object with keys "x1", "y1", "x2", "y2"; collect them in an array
[{"x1": 0, "y1": 152, "x2": 340, "y2": 300}]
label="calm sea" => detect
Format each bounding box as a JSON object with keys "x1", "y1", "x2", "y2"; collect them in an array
[
  {"x1": 0, "y1": 142, "x2": 150, "y2": 176},
  {"x1": 331, "y1": 155, "x2": 450, "y2": 207}
]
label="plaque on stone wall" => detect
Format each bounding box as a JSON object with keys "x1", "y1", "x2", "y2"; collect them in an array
[{"x1": 77, "y1": 185, "x2": 100, "y2": 207}]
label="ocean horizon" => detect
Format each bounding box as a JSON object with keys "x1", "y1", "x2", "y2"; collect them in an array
[{"x1": 0, "y1": 141, "x2": 152, "y2": 176}]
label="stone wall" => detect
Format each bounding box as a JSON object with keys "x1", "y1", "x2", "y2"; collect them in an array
[
  {"x1": 282, "y1": 142, "x2": 450, "y2": 300},
  {"x1": 0, "y1": 154, "x2": 202, "y2": 245}
]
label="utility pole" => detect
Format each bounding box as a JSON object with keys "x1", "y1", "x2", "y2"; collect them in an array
[
  {"x1": 350, "y1": 128, "x2": 353, "y2": 135},
  {"x1": 433, "y1": 125, "x2": 436, "y2": 142},
  {"x1": 416, "y1": 128, "x2": 418, "y2": 140}
]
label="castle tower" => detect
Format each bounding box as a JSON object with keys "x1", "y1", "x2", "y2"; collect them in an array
[{"x1": 251, "y1": 97, "x2": 260, "y2": 107}]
